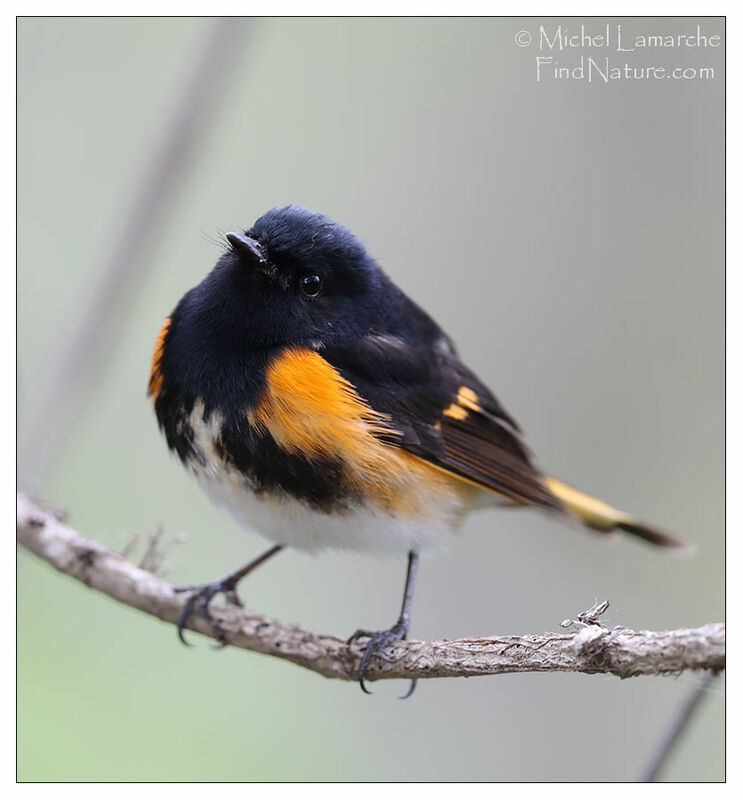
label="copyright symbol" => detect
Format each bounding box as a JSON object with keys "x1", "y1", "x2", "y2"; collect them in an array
[{"x1": 514, "y1": 30, "x2": 531, "y2": 47}]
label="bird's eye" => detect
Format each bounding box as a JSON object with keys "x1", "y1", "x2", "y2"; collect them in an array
[{"x1": 300, "y1": 274, "x2": 322, "y2": 297}]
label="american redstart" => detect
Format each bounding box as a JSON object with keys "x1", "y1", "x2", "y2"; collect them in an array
[{"x1": 149, "y1": 205, "x2": 688, "y2": 694}]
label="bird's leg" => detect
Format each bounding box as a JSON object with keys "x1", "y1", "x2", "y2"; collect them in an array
[
  {"x1": 173, "y1": 544, "x2": 284, "y2": 646},
  {"x1": 348, "y1": 550, "x2": 419, "y2": 698}
]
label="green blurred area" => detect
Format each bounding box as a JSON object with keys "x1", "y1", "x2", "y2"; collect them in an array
[{"x1": 18, "y1": 17, "x2": 723, "y2": 782}]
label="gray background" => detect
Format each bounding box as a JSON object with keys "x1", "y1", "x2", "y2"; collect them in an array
[{"x1": 18, "y1": 17, "x2": 723, "y2": 781}]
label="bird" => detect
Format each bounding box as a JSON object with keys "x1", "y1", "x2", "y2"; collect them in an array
[{"x1": 148, "y1": 204, "x2": 687, "y2": 695}]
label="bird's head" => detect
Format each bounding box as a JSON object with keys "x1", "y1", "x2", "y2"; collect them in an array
[{"x1": 189, "y1": 205, "x2": 384, "y2": 349}]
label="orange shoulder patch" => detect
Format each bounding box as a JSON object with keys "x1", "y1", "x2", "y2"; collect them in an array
[
  {"x1": 250, "y1": 347, "x2": 393, "y2": 458},
  {"x1": 250, "y1": 347, "x2": 466, "y2": 514},
  {"x1": 148, "y1": 317, "x2": 171, "y2": 401}
]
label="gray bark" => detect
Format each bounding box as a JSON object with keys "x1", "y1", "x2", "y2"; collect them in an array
[{"x1": 17, "y1": 493, "x2": 725, "y2": 684}]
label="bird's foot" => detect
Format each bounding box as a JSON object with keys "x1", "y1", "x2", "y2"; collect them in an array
[
  {"x1": 173, "y1": 574, "x2": 243, "y2": 647},
  {"x1": 348, "y1": 620, "x2": 417, "y2": 698},
  {"x1": 172, "y1": 544, "x2": 284, "y2": 648}
]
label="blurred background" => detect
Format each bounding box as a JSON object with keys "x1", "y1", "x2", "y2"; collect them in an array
[{"x1": 17, "y1": 17, "x2": 723, "y2": 782}]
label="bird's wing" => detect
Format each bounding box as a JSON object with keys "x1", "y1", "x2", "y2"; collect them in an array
[{"x1": 322, "y1": 334, "x2": 564, "y2": 513}]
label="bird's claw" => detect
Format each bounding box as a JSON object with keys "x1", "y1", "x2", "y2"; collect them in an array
[
  {"x1": 348, "y1": 621, "x2": 416, "y2": 698},
  {"x1": 173, "y1": 577, "x2": 241, "y2": 646}
]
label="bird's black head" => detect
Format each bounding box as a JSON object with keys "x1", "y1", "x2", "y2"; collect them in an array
[
  {"x1": 188, "y1": 205, "x2": 385, "y2": 351},
  {"x1": 155, "y1": 206, "x2": 392, "y2": 416}
]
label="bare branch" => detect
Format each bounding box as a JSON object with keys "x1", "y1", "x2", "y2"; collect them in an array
[
  {"x1": 641, "y1": 669, "x2": 719, "y2": 781},
  {"x1": 17, "y1": 493, "x2": 725, "y2": 685}
]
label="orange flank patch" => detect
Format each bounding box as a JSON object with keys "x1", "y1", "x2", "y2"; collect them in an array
[
  {"x1": 148, "y1": 317, "x2": 171, "y2": 400},
  {"x1": 250, "y1": 347, "x2": 471, "y2": 515}
]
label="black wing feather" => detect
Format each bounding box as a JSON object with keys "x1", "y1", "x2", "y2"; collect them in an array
[{"x1": 323, "y1": 326, "x2": 563, "y2": 514}]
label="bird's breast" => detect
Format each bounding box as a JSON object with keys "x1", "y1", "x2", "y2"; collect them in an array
[{"x1": 167, "y1": 346, "x2": 478, "y2": 553}]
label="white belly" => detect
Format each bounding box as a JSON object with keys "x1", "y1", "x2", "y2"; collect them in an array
[
  {"x1": 184, "y1": 400, "x2": 484, "y2": 555},
  {"x1": 191, "y1": 463, "x2": 469, "y2": 555}
]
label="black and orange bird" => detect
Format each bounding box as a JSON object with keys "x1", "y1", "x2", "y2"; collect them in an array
[{"x1": 149, "y1": 205, "x2": 687, "y2": 694}]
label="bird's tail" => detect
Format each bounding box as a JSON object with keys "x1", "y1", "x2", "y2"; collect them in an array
[{"x1": 543, "y1": 476, "x2": 691, "y2": 551}]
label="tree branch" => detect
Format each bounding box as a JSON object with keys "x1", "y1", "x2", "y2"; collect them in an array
[
  {"x1": 641, "y1": 669, "x2": 719, "y2": 781},
  {"x1": 17, "y1": 493, "x2": 725, "y2": 684}
]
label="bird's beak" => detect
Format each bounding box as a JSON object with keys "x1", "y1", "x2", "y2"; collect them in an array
[{"x1": 226, "y1": 232, "x2": 267, "y2": 266}]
